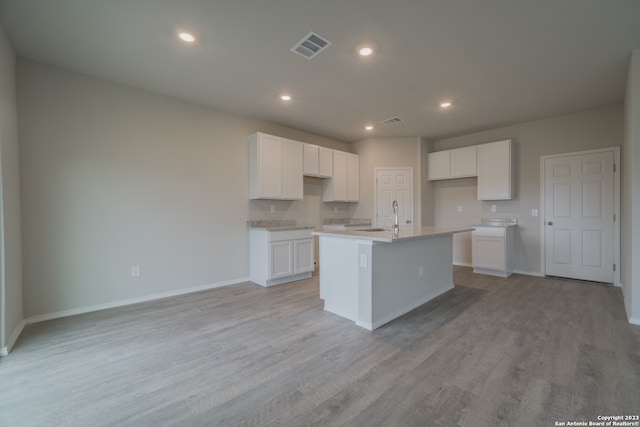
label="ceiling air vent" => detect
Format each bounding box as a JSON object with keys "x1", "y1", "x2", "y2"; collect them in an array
[
  {"x1": 380, "y1": 116, "x2": 403, "y2": 125},
  {"x1": 290, "y1": 32, "x2": 332, "y2": 59}
]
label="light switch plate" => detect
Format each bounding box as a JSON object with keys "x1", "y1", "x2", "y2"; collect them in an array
[
  {"x1": 531, "y1": 208, "x2": 539, "y2": 217},
  {"x1": 491, "y1": 205, "x2": 497, "y2": 212}
]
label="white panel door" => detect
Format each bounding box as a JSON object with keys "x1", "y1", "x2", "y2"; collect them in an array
[
  {"x1": 293, "y1": 239, "x2": 314, "y2": 274},
  {"x1": 332, "y1": 151, "x2": 348, "y2": 201},
  {"x1": 269, "y1": 241, "x2": 293, "y2": 279},
  {"x1": 544, "y1": 151, "x2": 614, "y2": 283},
  {"x1": 375, "y1": 168, "x2": 413, "y2": 228},
  {"x1": 258, "y1": 134, "x2": 283, "y2": 198},
  {"x1": 282, "y1": 139, "x2": 303, "y2": 200}
]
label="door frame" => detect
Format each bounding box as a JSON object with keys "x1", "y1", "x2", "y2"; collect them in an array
[
  {"x1": 373, "y1": 167, "x2": 415, "y2": 228},
  {"x1": 539, "y1": 147, "x2": 620, "y2": 285}
]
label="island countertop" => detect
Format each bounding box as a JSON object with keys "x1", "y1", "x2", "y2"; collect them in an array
[{"x1": 312, "y1": 226, "x2": 472, "y2": 243}]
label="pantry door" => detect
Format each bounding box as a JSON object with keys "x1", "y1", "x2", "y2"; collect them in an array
[
  {"x1": 375, "y1": 168, "x2": 413, "y2": 228},
  {"x1": 543, "y1": 149, "x2": 617, "y2": 283}
]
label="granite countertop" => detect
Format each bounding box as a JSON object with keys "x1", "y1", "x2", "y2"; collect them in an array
[
  {"x1": 322, "y1": 218, "x2": 372, "y2": 226},
  {"x1": 313, "y1": 226, "x2": 473, "y2": 243},
  {"x1": 473, "y1": 218, "x2": 518, "y2": 228},
  {"x1": 247, "y1": 220, "x2": 315, "y2": 231}
]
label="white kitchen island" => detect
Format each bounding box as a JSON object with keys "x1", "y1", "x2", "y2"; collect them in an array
[{"x1": 312, "y1": 226, "x2": 471, "y2": 330}]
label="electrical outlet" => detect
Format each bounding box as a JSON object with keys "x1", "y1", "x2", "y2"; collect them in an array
[
  {"x1": 270, "y1": 205, "x2": 276, "y2": 213},
  {"x1": 131, "y1": 265, "x2": 141, "y2": 278},
  {"x1": 360, "y1": 254, "x2": 367, "y2": 268},
  {"x1": 334, "y1": 206, "x2": 338, "y2": 214},
  {"x1": 457, "y1": 206, "x2": 463, "y2": 213},
  {"x1": 491, "y1": 205, "x2": 497, "y2": 212}
]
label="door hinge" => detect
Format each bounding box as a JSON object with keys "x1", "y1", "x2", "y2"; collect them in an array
[
  {"x1": 614, "y1": 164, "x2": 616, "y2": 173},
  {"x1": 613, "y1": 264, "x2": 616, "y2": 272},
  {"x1": 614, "y1": 214, "x2": 616, "y2": 222}
]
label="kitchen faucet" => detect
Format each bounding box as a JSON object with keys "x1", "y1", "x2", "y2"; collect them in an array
[{"x1": 392, "y1": 200, "x2": 399, "y2": 230}]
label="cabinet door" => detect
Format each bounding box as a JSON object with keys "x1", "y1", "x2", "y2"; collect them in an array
[
  {"x1": 472, "y1": 236, "x2": 505, "y2": 270},
  {"x1": 451, "y1": 146, "x2": 477, "y2": 178},
  {"x1": 332, "y1": 150, "x2": 348, "y2": 201},
  {"x1": 318, "y1": 147, "x2": 333, "y2": 178},
  {"x1": 293, "y1": 239, "x2": 314, "y2": 274},
  {"x1": 250, "y1": 133, "x2": 283, "y2": 199},
  {"x1": 303, "y1": 144, "x2": 319, "y2": 176},
  {"x1": 269, "y1": 241, "x2": 293, "y2": 279},
  {"x1": 427, "y1": 151, "x2": 451, "y2": 180},
  {"x1": 477, "y1": 140, "x2": 512, "y2": 200},
  {"x1": 346, "y1": 153, "x2": 359, "y2": 202},
  {"x1": 282, "y1": 139, "x2": 303, "y2": 200}
]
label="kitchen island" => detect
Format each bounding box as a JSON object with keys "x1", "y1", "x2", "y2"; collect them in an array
[{"x1": 312, "y1": 226, "x2": 471, "y2": 330}]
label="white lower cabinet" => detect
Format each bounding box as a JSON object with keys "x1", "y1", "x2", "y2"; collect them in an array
[
  {"x1": 472, "y1": 226, "x2": 515, "y2": 277},
  {"x1": 250, "y1": 228, "x2": 314, "y2": 286}
]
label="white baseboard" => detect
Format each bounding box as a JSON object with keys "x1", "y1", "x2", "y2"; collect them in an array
[
  {"x1": 453, "y1": 262, "x2": 472, "y2": 268},
  {"x1": 629, "y1": 316, "x2": 640, "y2": 326},
  {"x1": 25, "y1": 277, "x2": 250, "y2": 325},
  {"x1": 513, "y1": 269, "x2": 544, "y2": 277},
  {"x1": 453, "y1": 264, "x2": 544, "y2": 278},
  {"x1": 0, "y1": 319, "x2": 26, "y2": 356}
]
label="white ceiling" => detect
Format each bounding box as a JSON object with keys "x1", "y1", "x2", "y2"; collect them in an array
[{"x1": 1, "y1": 0, "x2": 639, "y2": 142}]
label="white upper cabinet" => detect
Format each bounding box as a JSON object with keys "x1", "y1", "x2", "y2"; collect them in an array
[
  {"x1": 450, "y1": 146, "x2": 477, "y2": 178},
  {"x1": 249, "y1": 132, "x2": 303, "y2": 200},
  {"x1": 323, "y1": 151, "x2": 359, "y2": 202},
  {"x1": 427, "y1": 150, "x2": 451, "y2": 180},
  {"x1": 477, "y1": 139, "x2": 512, "y2": 200},
  {"x1": 303, "y1": 144, "x2": 333, "y2": 178},
  {"x1": 346, "y1": 153, "x2": 359, "y2": 201},
  {"x1": 318, "y1": 147, "x2": 333, "y2": 177},
  {"x1": 428, "y1": 140, "x2": 511, "y2": 200},
  {"x1": 282, "y1": 138, "x2": 304, "y2": 199},
  {"x1": 428, "y1": 146, "x2": 477, "y2": 180},
  {"x1": 303, "y1": 144, "x2": 319, "y2": 176}
]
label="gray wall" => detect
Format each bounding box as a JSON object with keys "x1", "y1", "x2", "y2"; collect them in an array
[
  {"x1": 351, "y1": 137, "x2": 424, "y2": 227},
  {"x1": 622, "y1": 49, "x2": 640, "y2": 322},
  {"x1": 0, "y1": 25, "x2": 23, "y2": 352},
  {"x1": 432, "y1": 104, "x2": 624, "y2": 275},
  {"x1": 17, "y1": 59, "x2": 349, "y2": 318}
]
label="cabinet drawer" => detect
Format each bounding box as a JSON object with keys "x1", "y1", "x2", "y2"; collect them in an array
[
  {"x1": 472, "y1": 226, "x2": 505, "y2": 237},
  {"x1": 268, "y1": 229, "x2": 313, "y2": 242}
]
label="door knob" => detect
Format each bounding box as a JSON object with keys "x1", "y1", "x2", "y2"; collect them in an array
[
  {"x1": 406, "y1": 220, "x2": 412, "y2": 224},
  {"x1": 547, "y1": 221, "x2": 553, "y2": 225}
]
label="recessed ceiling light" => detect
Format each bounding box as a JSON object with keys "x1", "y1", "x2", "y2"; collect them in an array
[
  {"x1": 440, "y1": 101, "x2": 452, "y2": 108},
  {"x1": 358, "y1": 46, "x2": 373, "y2": 56},
  {"x1": 280, "y1": 95, "x2": 292, "y2": 101},
  {"x1": 365, "y1": 125, "x2": 374, "y2": 130},
  {"x1": 178, "y1": 31, "x2": 196, "y2": 43}
]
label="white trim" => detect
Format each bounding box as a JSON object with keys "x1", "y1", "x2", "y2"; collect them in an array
[
  {"x1": 629, "y1": 317, "x2": 640, "y2": 326},
  {"x1": 453, "y1": 262, "x2": 472, "y2": 268},
  {"x1": 513, "y1": 269, "x2": 545, "y2": 277},
  {"x1": 24, "y1": 277, "x2": 250, "y2": 325},
  {"x1": 373, "y1": 167, "x2": 414, "y2": 228},
  {"x1": 0, "y1": 319, "x2": 26, "y2": 356},
  {"x1": 540, "y1": 147, "x2": 620, "y2": 285}
]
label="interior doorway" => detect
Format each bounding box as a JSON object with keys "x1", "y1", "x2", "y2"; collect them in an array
[
  {"x1": 374, "y1": 168, "x2": 413, "y2": 228},
  {"x1": 541, "y1": 148, "x2": 620, "y2": 284}
]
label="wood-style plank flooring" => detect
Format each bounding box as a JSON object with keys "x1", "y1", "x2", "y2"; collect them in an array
[{"x1": 1, "y1": 267, "x2": 639, "y2": 426}]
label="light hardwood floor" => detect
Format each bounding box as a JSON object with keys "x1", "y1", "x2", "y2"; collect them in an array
[{"x1": 1, "y1": 267, "x2": 639, "y2": 426}]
